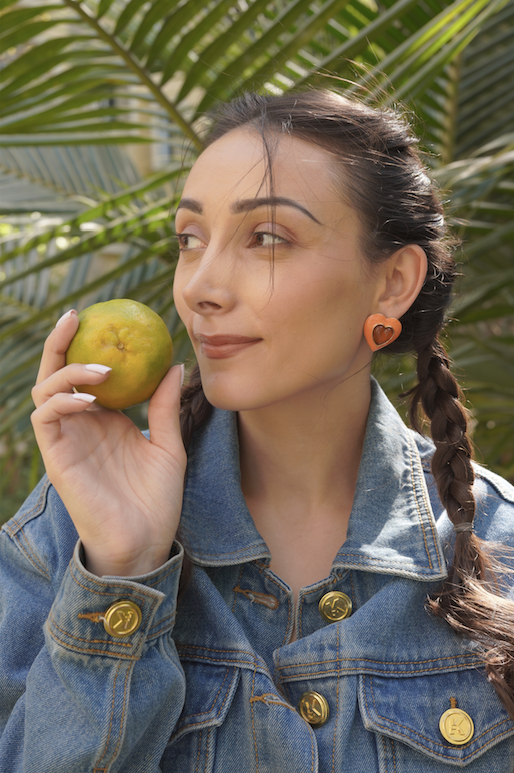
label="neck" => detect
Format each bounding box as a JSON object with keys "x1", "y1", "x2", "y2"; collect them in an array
[
  {"x1": 237, "y1": 371, "x2": 372, "y2": 597},
  {"x1": 238, "y1": 371, "x2": 372, "y2": 518}
]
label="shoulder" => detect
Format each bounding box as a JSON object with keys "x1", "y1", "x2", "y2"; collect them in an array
[{"x1": 1, "y1": 475, "x2": 78, "y2": 585}]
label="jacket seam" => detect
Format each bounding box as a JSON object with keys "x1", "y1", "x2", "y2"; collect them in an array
[
  {"x1": 408, "y1": 438, "x2": 434, "y2": 571},
  {"x1": 277, "y1": 654, "x2": 481, "y2": 670},
  {"x1": 47, "y1": 626, "x2": 139, "y2": 659},
  {"x1": 9, "y1": 530, "x2": 51, "y2": 580},
  {"x1": 4, "y1": 478, "x2": 50, "y2": 533}
]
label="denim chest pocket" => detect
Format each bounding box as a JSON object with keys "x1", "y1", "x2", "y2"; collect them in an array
[{"x1": 359, "y1": 668, "x2": 514, "y2": 770}]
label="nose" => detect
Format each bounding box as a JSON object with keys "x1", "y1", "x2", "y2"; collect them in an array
[{"x1": 178, "y1": 241, "x2": 237, "y2": 316}]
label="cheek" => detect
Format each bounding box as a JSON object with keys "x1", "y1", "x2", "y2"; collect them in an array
[{"x1": 172, "y1": 268, "x2": 189, "y2": 324}]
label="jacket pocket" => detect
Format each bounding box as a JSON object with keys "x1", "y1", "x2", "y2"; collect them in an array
[
  {"x1": 164, "y1": 663, "x2": 240, "y2": 772},
  {"x1": 359, "y1": 669, "x2": 514, "y2": 769}
]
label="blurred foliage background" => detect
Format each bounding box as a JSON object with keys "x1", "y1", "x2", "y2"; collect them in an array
[{"x1": 1, "y1": 0, "x2": 513, "y2": 522}]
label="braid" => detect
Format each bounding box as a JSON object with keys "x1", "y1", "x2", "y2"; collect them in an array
[{"x1": 410, "y1": 339, "x2": 514, "y2": 716}]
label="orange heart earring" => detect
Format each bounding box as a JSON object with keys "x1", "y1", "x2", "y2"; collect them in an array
[{"x1": 364, "y1": 314, "x2": 402, "y2": 352}]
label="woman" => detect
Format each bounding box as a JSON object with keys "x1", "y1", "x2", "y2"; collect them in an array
[{"x1": 2, "y1": 90, "x2": 514, "y2": 772}]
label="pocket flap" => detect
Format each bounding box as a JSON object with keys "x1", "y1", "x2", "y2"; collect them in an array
[
  {"x1": 170, "y1": 663, "x2": 240, "y2": 742},
  {"x1": 359, "y1": 670, "x2": 514, "y2": 766}
]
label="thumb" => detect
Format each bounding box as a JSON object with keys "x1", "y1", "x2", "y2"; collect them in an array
[{"x1": 147, "y1": 363, "x2": 184, "y2": 455}]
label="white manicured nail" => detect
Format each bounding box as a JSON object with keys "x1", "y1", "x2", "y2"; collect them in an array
[
  {"x1": 55, "y1": 309, "x2": 77, "y2": 328},
  {"x1": 72, "y1": 392, "x2": 97, "y2": 403},
  {"x1": 85, "y1": 364, "x2": 112, "y2": 375},
  {"x1": 180, "y1": 363, "x2": 185, "y2": 387}
]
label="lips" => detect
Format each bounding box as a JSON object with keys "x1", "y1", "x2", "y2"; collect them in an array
[{"x1": 195, "y1": 333, "x2": 262, "y2": 359}]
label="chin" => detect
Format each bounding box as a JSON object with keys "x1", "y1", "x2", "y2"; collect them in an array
[{"x1": 200, "y1": 376, "x2": 274, "y2": 413}]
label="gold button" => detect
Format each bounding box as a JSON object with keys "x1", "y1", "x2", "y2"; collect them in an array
[
  {"x1": 319, "y1": 591, "x2": 352, "y2": 622},
  {"x1": 298, "y1": 691, "x2": 329, "y2": 727},
  {"x1": 439, "y1": 708, "x2": 474, "y2": 745},
  {"x1": 103, "y1": 601, "x2": 142, "y2": 637}
]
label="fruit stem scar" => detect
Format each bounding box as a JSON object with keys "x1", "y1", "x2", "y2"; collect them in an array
[{"x1": 117, "y1": 343, "x2": 124, "y2": 349}]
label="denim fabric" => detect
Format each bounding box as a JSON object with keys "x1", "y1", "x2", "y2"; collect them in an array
[{"x1": 2, "y1": 378, "x2": 514, "y2": 772}]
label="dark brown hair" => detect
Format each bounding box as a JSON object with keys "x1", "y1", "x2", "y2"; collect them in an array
[{"x1": 178, "y1": 89, "x2": 514, "y2": 716}]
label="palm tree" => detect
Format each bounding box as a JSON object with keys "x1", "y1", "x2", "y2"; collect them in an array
[{"x1": 0, "y1": 0, "x2": 513, "y2": 517}]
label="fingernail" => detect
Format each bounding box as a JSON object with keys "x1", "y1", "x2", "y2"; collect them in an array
[
  {"x1": 85, "y1": 364, "x2": 112, "y2": 375},
  {"x1": 180, "y1": 363, "x2": 185, "y2": 387},
  {"x1": 72, "y1": 392, "x2": 97, "y2": 403},
  {"x1": 55, "y1": 309, "x2": 77, "y2": 328}
]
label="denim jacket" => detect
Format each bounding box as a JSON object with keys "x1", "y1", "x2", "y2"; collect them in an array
[{"x1": 2, "y1": 379, "x2": 514, "y2": 773}]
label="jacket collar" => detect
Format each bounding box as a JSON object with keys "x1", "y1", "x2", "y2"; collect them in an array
[{"x1": 180, "y1": 378, "x2": 447, "y2": 582}]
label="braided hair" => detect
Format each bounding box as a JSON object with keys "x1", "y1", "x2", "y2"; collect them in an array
[{"x1": 178, "y1": 89, "x2": 514, "y2": 716}]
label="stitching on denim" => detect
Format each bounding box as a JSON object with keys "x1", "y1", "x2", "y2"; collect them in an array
[
  {"x1": 107, "y1": 662, "x2": 131, "y2": 768},
  {"x1": 332, "y1": 624, "x2": 340, "y2": 773},
  {"x1": 71, "y1": 569, "x2": 151, "y2": 601},
  {"x1": 141, "y1": 561, "x2": 181, "y2": 587},
  {"x1": 280, "y1": 663, "x2": 484, "y2": 680},
  {"x1": 50, "y1": 610, "x2": 134, "y2": 647},
  {"x1": 332, "y1": 553, "x2": 437, "y2": 571},
  {"x1": 368, "y1": 676, "x2": 513, "y2": 758},
  {"x1": 148, "y1": 611, "x2": 176, "y2": 631},
  {"x1": 95, "y1": 661, "x2": 121, "y2": 768},
  {"x1": 175, "y1": 668, "x2": 239, "y2": 734},
  {"x1": 4, "y1": 478, "x2": 50, "y2": 533},
  {"x1": 177, "y1": 643, "x2": 259, "y2": 660},
  {"x1": 73, "y1": 556, "x2": 168, "y2": 601},
  {"x1": 349, "y1": 571, "x2": 356, "y2": 607},
  {"x1": 11, "y1": 530, "x2": 50, "y2": 580},
  {"x1": 282, "y1": 590, "x2": 292, "y2": 647},
  {"x1": 408, "y1": 438, "x2": 433, "y2": 570},
  {"x1": 195, "y1": 730, "x2": 202, "y2": 773},
  {"x1": 250, "y1": 664, "x2": 259, "y2": 773},
  {"x1": 147, "y1": 617, "x2": 176, "y2": 639},
  {"x1": 194, "y1": 543, "x2": 268, "y2": 558},
  {"x1": 203, "y1": 728, "x2": 211, "y2": 773},
  {"x1": 391, "y1": 738, "x2": 397, "y2": 773},
  {"x1": 410, "y1": 435, "x2": 443, "y2": 574},
  {"x1": 310, "y1": 722, "x2": 315, "y2": 773},
  {"x1": 277, "y1": 654, "x2": 480, "y2": 671},
  {"x1": 232, "y1": 566, "x2": 244, "y2": 613},
  {"x1": 47, "y1": 625, "x2": 138, "y2": 659},
  {"x1": 182, "y1": 667, "x2": 231, "y2": 721},
  {"x1": 297, "y1": 594, "x2": 304, "y2": 641}
]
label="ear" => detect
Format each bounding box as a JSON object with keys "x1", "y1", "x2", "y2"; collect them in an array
[{"x1": 374, "y1": 244, "x2": 428, "y2": 320}]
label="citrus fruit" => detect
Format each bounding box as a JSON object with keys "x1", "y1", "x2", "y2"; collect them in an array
[{"x1": 65, "y1": 299, "x2": 173, "y2": 410}]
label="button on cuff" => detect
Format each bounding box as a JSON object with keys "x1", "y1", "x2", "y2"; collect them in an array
[{"x1": 46, "y1": 540, "x2": 183, "y2": 658}]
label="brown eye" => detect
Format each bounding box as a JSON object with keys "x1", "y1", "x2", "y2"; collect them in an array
[
  {"x1": 177, "y1": 233, "x2": 203, "y2": 250},
  {"x1": 253, "y1": 232, "x2": 286, "y2": 247}
]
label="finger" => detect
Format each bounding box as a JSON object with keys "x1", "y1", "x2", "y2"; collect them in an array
[
  {"x1": 147, "y1": 364, "x2": 185, "y2": 456},
  {"x1": 32, "y1": 363, "x2": 111, "y2": 408},
  {"x1": 36, "y1": 309, "x2": 79, "y2": 385},
  {"x1": 31, "y1": 392, "x2": 97, "y2": 447}
]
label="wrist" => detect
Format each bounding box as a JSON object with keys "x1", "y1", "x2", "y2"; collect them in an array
[{"x1": 83, "y1": 545, "x2": 174, "y2": 578}]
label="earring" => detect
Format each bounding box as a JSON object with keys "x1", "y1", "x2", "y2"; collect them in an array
[{"x1": 364, "y1": 314, "x2": 402, "y2": 352}]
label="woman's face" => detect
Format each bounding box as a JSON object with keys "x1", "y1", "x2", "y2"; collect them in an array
[{"x1": 173, "y1": 128, "x2": 386, "y2": 412}]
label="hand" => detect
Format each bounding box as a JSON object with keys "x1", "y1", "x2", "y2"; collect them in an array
[{"x1": 31, "y1": 310, "x2": 187, "y2": 577}]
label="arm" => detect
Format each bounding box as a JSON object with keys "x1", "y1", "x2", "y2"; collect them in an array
[{"x1": 0, "y1": 485, "x2": 186, "y2": 773}]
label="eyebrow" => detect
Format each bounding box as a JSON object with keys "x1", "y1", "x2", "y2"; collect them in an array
[{"x1": 176, "y1": 196, "x2": 321, "y2": 224}]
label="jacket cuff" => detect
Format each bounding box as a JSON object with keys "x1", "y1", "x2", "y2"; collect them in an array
[{"x1": 46, "y1": 540, "x2": 183, "y2": 659}]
